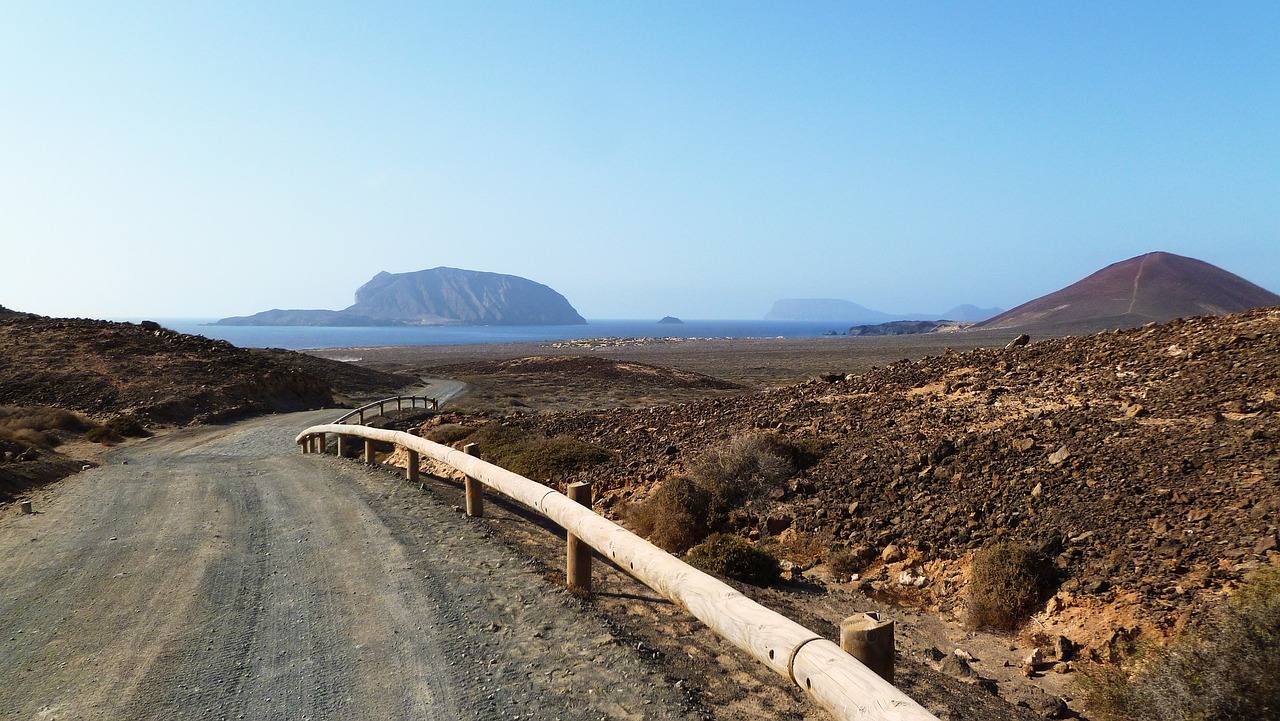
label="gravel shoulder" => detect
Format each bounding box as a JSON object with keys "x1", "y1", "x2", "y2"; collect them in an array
[{"x1": 0, "y1": 410, "x2": 692, "y2": 721}]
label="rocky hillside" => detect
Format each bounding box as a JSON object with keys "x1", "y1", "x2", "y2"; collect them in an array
[
  {"x1": 219, "y1": 267, "x2": 586, "y2": 326},
  {"x1": 475, "y1": 307, "x2": 1280, "y2": 657},
  {"x1": 979, "y1": 252, "x2": 1280, "y2": 333},
  {"x1": 0, "y1": 315, "x2": 411, "y2": 425}
]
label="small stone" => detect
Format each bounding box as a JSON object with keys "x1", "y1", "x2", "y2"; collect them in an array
[
  {"x1": 1047, "y1": 446, "x2": 1071, "y2": 466},
  {"x1": 1254, "y1": 535, "x2": 1279, "y2": 555},
  {"x1": 1007, "y1": 334, "x2": 1031, "y2": 348},
  {"x1": 880, "y1": 544, "x2": 904, "y2": 562},
  {"x1": 1031, "y1": 483, "x2": 1043, "y2": 497}
]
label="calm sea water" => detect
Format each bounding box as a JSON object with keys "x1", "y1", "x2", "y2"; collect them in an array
[{"x1": 142, "y1": 319, "x2": 853, "y2": 351}]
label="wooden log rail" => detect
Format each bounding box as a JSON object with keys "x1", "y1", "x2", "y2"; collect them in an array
[
  {"x1": 332, "y1": 395, "x2": 439, "y2": 426},
  {"x1": 296, "y1": 423, "x2": 939, "y2": 721}
]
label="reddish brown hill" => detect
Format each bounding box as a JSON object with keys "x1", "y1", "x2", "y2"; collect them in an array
[{"x1": 978, "y1": 252, "x2": 1280, "y2": 332}]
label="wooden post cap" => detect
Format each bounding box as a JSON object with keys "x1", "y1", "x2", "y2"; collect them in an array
[{"x1": 841, "y1": 612, "x2": 895, "y2": 684}]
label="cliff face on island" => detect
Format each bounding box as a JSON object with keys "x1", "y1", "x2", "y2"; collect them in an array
[{"x1": 217, "y1": 267, "x2": 586, "y2": 327}]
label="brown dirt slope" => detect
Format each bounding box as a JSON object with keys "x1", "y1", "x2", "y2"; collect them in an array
[
  {"x1": 979, "y1": 251, "x2": 1280, "y2": 333},
  {"x1": 488, "y1": 307, "x2": 1280, "y2": 656},
  {"x1": 0, "y1": 315, "x2": 413, "y2": 425}
]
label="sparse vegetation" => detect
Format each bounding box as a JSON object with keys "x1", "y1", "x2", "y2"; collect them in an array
[
  {"x1": 964, "y1": 542, "x2": 1051, "y2": 631},
  {"x1": 425, "y1": 422, "x2": 613, "y2": 481},
  {"x1": 422, "y1": 423, "x2": 476, "y2": 445},
  {"x1": 628, "y1": 432, "x2": 816, "y2": 552},
  {"x1": 685, "y1": 533, "x2": 781, "y2": 587},
  {"x1": 628, "y1": 475, "x2": 712, "y2": 552},
  {"x1": 0, "y1": 405, "x2": 92, "y2": 449},
  {"x1": 1079, "y1": 569, "x2": 1280, "y2": 721},
  {"x1": 826, "y1": 548, "x2": 865, "y2": 580}
]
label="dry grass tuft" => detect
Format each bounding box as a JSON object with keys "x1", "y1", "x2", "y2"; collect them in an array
[{"x1": 964, "y1": 542, "x2": 1050, "y2": 631}]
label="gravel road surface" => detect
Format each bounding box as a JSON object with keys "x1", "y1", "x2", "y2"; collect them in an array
[{"x1": 0, "y1": 410, "x2": 692, "y2": 721}]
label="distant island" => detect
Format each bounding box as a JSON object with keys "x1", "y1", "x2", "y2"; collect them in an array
[
  {"x1": 217, "y1": 267, "x2": 587, "y2": 327},
  {"x1": 657, "y1": 316, "x2": 683, "y2": 325},
  {"x1": 765, "y1": 299, "x2": 1001, "y2": 324}
]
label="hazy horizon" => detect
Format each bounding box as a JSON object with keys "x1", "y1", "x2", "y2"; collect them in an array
[{"x1": 4, "y1": 3, "x2": 1276, "y2": 320}]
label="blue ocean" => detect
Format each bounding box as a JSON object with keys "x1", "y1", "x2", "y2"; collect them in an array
[{"x1": 144, "y1": 319, "x2": 853, "y2": 351}]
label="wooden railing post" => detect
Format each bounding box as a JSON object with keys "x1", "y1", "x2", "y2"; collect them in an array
[
  {"x1": 841, "y1": 612, "x2": 895, "y2": 684},
  {"x1": 463, "y1": 443, "x2": 483, "y2": 517},
  {"x1": 406, "y1": 448, "x2": 419, "y2": 483},
  {"x1": 299, "y1": 438, "x2": 307, "y2": 454},
  {"x1": 566, "y1": 481, "x2": 593, "y2": 593},
  {"x1": 317, "y1": 434, "x2": 327, "y2": 454},
  {"x1": 363, "y1": 439, "x2": 375, "y2": 464},
  {"x1": 336, "y1": 434, "x2": 347, "y2": 458}
]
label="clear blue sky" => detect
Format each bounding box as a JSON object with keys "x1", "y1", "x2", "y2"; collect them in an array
[{"x1": 3, "y1": 2, "x2": 1277, "y2": 320}]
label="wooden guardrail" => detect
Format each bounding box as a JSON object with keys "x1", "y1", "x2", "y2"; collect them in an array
[
  {"x1": 295, "y1": 423, "x2": 938, "y2": 721},
  {"x1": 333, "y1": 395, "x2": 437, "y2": 425}
]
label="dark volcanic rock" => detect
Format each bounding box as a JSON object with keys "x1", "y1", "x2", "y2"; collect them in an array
[
  {"x1": 485, "y1": 306, "x2": 1280, "y2": 652},
  {"x1": 979, "y1": 251, "x2": 1280, "y2": 333},
  {"x1": 849, "y1": 320, "x2": 948, "y2": 337}
]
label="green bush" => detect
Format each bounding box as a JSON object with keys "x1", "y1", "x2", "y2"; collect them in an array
[
  {"x1": 964, "y1": 543, "x2": 1050, "y2": 630},
  {"x1": 685, "y1": 533, "x2": 781, "y2": 587},
  {"x1": 1080, "y1": 569, "x2": 1280, "y2": 721}
]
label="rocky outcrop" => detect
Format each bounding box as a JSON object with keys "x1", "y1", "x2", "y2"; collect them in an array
[
  {"x1": 849, "y1": 320, "x2": 956, "y2": 336},
  {"x1": 219, "y1": 267, "x2": 586, "y2": 326},
  {"x1": 979, "y1": 251, "x2": 1280, "y2": 332},
  {"x1": 657, "y1": 316, "x2": 684, "y2": 325}
]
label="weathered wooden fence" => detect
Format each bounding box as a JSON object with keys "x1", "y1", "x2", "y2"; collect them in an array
[
  {"x1": 332, "y1": 395, "x2": 438, "y2": 426},
  {"x1": 296, "y1": 422, "x2": 939, "y2": 721}
]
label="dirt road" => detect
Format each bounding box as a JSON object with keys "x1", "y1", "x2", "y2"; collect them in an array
[{"x1": 0, "y1": 410, "x2": 691, "y2": 721}]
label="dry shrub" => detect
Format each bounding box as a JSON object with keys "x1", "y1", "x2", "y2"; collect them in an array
[
  {"x1": 1079, "y1": 569, "x2": 1280, "y2": 721},
  {"x1": 628, "y1": 476, "x2": 712, "y2": 552},
  {"x1": 439, "y1": 423, "x2": 612, "y2": 480},
  {"x1": 764, "y1": 530, "x2": 826, "y2": 568},
  {"x1": 0, "y1": 405, "x2": 93, "y2": 448},
  {"x1": 423, "y1": 423, "x2": 475, "y2": 445},
  {"x1": 683, "y1": 432, "x2": 799, "y2": 526},
  {"x1": 502, "y1": 437, "x2": 613, "y2": 479},
  {"x1": 964, "y1": 542, "x2": 1050, "y2": 631},
  {"x1": 685, "y1": 533, "x2": 781, "y2": 587},
  {"x1": 627, "y1": 432, "x2": 812, "y2": 552},
  {"x1": 827, "y1": 549, "x2": 864, "y2": 580}
]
